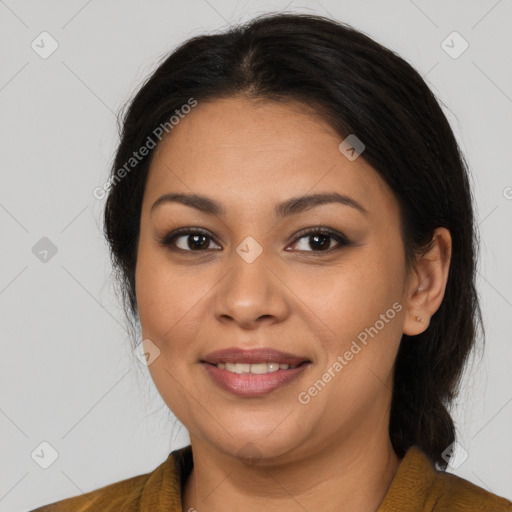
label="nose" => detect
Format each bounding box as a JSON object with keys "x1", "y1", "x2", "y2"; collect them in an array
[{"x1": 212, "y1": 242, "x2": 291, "y2": 330}]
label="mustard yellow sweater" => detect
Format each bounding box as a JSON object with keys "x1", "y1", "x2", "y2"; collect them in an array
[{"x1": 30, "y1": 444, "x2": 512, "y2": 511}]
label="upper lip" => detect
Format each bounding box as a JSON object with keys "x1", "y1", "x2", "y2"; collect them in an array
[{"x1": 202, "y1": 347, "x2": 310, "y2": 365}]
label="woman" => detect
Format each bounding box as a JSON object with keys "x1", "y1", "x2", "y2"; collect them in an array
[{"x1": 31, "y1": 12, "x2": 512, "y2": 512}]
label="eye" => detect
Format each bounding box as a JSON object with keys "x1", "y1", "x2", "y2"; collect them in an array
[
  {"x1": 157, "y1": 226, "x2": 351, "y2": 254},
  {"x1": 158, "y1": 228, "x2": 221, "y2": 252},
  {"x1": 288, "y1": 227, "x2": 350, "y2": 253}
]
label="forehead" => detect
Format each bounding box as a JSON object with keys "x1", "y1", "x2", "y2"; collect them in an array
[{"x1": 143, "y1": 96, "x2": 398, "y2": 221}]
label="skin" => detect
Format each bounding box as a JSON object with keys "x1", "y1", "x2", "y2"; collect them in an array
[{"x1": 135, "y1": 95, "x2": 452, "y2": 512}]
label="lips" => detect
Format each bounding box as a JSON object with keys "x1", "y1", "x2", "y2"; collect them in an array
[
  {"x1": 201, "y1": 347, "x2": 309, "y2": 366},
  {"x1": 200, "y1": 347, "x2": 311, "y2": 397}
]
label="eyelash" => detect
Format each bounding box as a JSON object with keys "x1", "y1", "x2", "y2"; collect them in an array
[{"x1": 157, "y1": 226, "x2": 351, "y2": 254}]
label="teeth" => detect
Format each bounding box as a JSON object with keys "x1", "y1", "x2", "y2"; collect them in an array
[
  {"x1": 225, "y1": 362, "x2": 251, "y2": 373},
  {"x1": 216, "y1": 362, "x2": 299, "y2": 374}
]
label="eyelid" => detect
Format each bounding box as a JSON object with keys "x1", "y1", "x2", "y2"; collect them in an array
[
  {"x1": 158, "y1": 226, "x2": 350, "y2": 253},
  {"x1": 287, "y1": 226, "x2": 350, "y2": 252},
  {"x1": 291, "y1": 226, "x2": 349, "y2": 244},
  {"x1": 157, "y1": 226, "x2": 220, "y2": 250}
]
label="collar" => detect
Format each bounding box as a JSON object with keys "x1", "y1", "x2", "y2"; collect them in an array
[
  {"x1": 377, "y1": 445, "x2": 437, "y2": 511},
  {"x1": 146, "y1": 444, "x2": 436, "y2": 511}
]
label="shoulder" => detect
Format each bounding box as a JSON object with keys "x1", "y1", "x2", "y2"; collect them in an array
[
  {"x1": 28, "y1": 450, "x2": 182, "y2": 512},
  {"x1": 29, "y1": 472, "x2": 150, "y2": 511},
  {"x1": 428, "y1": 469, "x2": 512, "y2": 511},
  {"x1": 379, "y1": 445, "x2": 512, "y2": 511}
]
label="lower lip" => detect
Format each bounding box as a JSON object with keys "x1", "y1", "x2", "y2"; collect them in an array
[{"x1": 201, "y1": 362, "x2": 310, "y2": 397}]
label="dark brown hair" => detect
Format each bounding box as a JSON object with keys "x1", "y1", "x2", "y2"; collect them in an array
[{"x1": 103, "y1": 12, "x2": 482, "y2": 470}]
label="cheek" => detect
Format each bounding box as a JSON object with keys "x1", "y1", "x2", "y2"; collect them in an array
[
  {"x1": 135, "y1": 242, "x2": 222, "y2": 372},
  {"x1": 302, "y1": 254, "x2": 401, "y2": 334},
  {"x1": 135, "y1": 250, "x2": 170, "y2": 337},
  {"x1": 135, "y1": 246, "x2": 204, "y2": 423},
  {"x1": 306, "y1": 240, "x2": 406, "y2": 368},
  {"x1": 135, "y1": 243, "x2": 194, "y2": 345}
]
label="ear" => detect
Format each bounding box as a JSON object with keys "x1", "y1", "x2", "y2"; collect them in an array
[{"x1": 403, "y1": 227, "x2": 452, "y2": 336}]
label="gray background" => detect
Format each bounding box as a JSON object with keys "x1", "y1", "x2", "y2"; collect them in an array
[{"x1": 1, "y1": 1, "x2": 511, "y2": 510}]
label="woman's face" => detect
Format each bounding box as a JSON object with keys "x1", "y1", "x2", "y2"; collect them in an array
[{"x1": 135, "y1": 96, "x2": 417, "y2": 462}]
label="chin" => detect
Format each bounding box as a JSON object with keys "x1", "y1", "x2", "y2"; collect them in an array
[{"x1": 202, "y1": 426, "x2": 308, "y2": 466}]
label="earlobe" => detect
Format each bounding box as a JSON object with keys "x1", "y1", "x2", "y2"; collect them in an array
[
  {"x1": 403, "y1": 227, "x2": 452, "y2": 336},
  {"x1": 403, "y1": 285, "x2": 430, "y2": 336}
]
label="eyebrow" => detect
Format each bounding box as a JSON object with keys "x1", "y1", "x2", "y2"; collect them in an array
[{"x1": 150, "y1": 191, "x2": 368, "y2": 218}]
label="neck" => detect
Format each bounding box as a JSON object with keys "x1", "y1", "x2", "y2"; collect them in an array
[{"x1": 182, "y1": 432, "x2": 402, "y2": 512}]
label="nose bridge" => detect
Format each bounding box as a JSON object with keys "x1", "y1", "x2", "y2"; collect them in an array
[
  {"x1": 213, "y1": 234, "x2": 289, "y2": 326},
  {"x1": 228, "y1": 234, "x2": 273, "y2": 302},
  {"x1": 235, "y1": 234, "x2": 266, "y2": 266}
]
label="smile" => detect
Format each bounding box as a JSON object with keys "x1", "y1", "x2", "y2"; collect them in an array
[
  {"x1": 214, "y1": 362, "x2": 300, "y2": 374},
  {"x1": 202, "y1": 361, "x2": 310, "y2": 396}
]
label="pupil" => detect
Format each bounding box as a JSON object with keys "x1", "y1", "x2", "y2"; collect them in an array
[
  {"x1": 185, "y1": 234, "x2": 331, "y2": 251},
  {"x1": 311, "y1": 234, "x2": 329, "y2": 250},
  {"x1": 189, "y1": 234, "x2": 208, "y2": 250}
]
